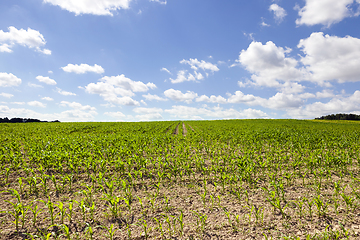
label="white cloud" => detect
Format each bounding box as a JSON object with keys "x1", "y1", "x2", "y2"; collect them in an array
[
  {"x1": 164, "y1": 89, "x2": 198, "y2": 104},
  {"x1": 106, "y1": 96, "x2": 140, "y2": 106},
  {"x1": 101, "y1": 75, "x2": 156, "y2": 92},
  {"x1": 62, "y1": 63, "x2": 104, "y2": 74},
  {"x1": 180, "y1": 58, "x2": 220, "y2": 72},
  {"x1": 287, "y1": 90, "x2": 360, "y2": 119},
  {"x1": 36, "y1": 76, "x2": 57, "y2": 85},
  {"x1": 298, "y1": 32, "x2": 360, "y2": 83},
  {"x1": 227, "y1": 90, "x2": 311, "y2": 110},
  {"x1": 142, "y1": 93, "x2": 167, "y2": 101},
  {"x1": 0, "y1": 93, "x2": 13, "y2": 98},
  {"x1": 11, "y1": 102, "x2": 25, "y2": 105},
  {"x1": 234, "y1": 41, "x2": 308, "y2": 87},
  {"x1": 316, "y1": 89, "x2": 335, "y2": 98},
  {"x1": 261, "y1": 21, "x2": 270, "y2": 27},
  {"x1": 265, "y1": 92, "x2": 304, "y2": 109},
  {"x1": 28, "y1": 83, "x2": 43, "y2": 88},
  {"x1": 150, "y1": 0, "x2": 167, "y2": 5},
  {"x1": 43, "y1": 0, "x2": 132, "y2": 16},
  {"x1": 136, "y1": 113, "x2": 163, "y2": 121},
  {"x1": 56, "y1": 87, "x2": 76, "y2": 96},
  {"x1": 161, "y1": 67, "x2": 171, "y2": 74},
  {"x1": 85, "y1": 81, "x2": 134, "y2": 97},
  {"x1": 269, "y1": 4, "x2": 287, "y2": 23},
  {"x1": 165, "y1": 105, "x2": 268, "y2": 119},
  {"x1": 60, "y1": 101, "x2": 96, "y2": 111},
  {"x1": 227, "y1": 91, "x2": 262, "y2": 105},
  {"x1": 48, "y1": 70, "x2": 53, "y2": 74},
  {"x1": 169, "y1": 58, "x2": 219, "y2": 84},
  {"x1": 295, "y1": 0, "x2": 359, "y2": 27},
  {"x1": 0, "y1": 72, "x2": 22, "y2": 87},
  {"x1": 133, "y1": 107, "x2": 163, "y2": 114},
  {"x1": 28, "y1": 101, "x2": 46, "y2": 108},
  {"x1": 42, "y1": 97, "x2": 54, "y2": 101},
  {"x1": 169, "y1": 70, "x2": 204, "y2": 84},
  {"x1": 104, "y1": 111, "x2": 126, "y2": 119},
  {"x1": 196, "y1": 95, "x2": 227, "y2": 104},
  {"x1": 0, "y1": 43, "x2": 12, "y2": 53},
  {"x1": 0, "y1": 26, "x2": 51, "y2": 54},
  {"x1": 84, "y1": 74, "x2": 155, "y2": 106},
  {"x1": 133, "y1": 107, "x2": 164, "y2": 121},
  {"x1": 280, "y1": 82, "x2": 306, "y2": 94}
]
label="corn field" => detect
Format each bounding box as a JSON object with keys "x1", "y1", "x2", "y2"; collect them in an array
[{"x1": 1, "y1": 119, "x2": 360, "y2": 239}]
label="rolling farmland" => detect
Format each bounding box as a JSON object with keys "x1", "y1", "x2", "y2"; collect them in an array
[{"x1": 1, "y1": 120, "x2": 360, "y2": 239}]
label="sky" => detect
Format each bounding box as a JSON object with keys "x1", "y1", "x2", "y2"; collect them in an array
[{"x1": 1, "y1": 0, "x2": 360, "y2": 122}]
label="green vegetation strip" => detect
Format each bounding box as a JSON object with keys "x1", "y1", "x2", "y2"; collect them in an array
[{"x1": 1, "y1": 120, "x2": 360, "y2": 239}]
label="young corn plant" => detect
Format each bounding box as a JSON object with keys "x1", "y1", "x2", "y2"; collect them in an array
[
  {"x1": 340, "y1": 192, "x2": 355, "y2": 213},
  {"x1": 41, "y1": 197, "x2": 57, "y2": 225},
  {"x1": 138, "y1": 217, "x2": 151, "y2": 239},
  {"x1": 67, "y1": 200, "x2": 77, "y2": 223},
  {"x1": 314, "y1": 195, "x2": 328, "y2": 218},
  {"x1": 154, "y1": 217, "x2": 165, "y2": 239},
  {"x1": 56, "y1": 201, "x2": 66, "y2": 224},
  {"x1": 102, "y1": 224, "x2": 118, "y2": 240},
  {"x1": 30, "y1": 201, "x2": 42, "y2": 228},
  {"x1": 191, "y1": 210, "x2": 208, "y2": 234}
]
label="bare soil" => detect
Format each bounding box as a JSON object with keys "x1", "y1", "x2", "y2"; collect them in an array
[
  {"x1": 173, "y1": 123, "x2": 180, "y2": 135},
  {"x1": 182, "y1": 123, "x2": 187, "y2": 136}
]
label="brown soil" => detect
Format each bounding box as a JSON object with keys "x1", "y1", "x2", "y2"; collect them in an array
[
  {"x1": 182, "y1": 123, "x2": 187, "y2": 136},
  {"x1": 173, "y1": 123, "x2": 180, "y2": 135}
]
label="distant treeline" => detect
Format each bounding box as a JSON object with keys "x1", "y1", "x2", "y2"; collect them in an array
[
  {"x1": 315, "y1": 113, "x2": 360, "y2": 121},
  {"x1": 0, "y1": 117, "x2": 60, "y2": 123}
]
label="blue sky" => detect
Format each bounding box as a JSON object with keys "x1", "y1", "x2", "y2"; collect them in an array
[{"x1": 1, "y1": 0, "x2": 360, "y2": 121}]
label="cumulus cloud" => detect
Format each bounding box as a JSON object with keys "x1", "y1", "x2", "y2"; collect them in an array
[
  {"x1": 165, "y1": 105, "x2": 268, "y2": 120},
  {"x1": 164, "y1": 89, "x2": 198, "y2": 104},
  {"x1": 62, "y1": 64, "x2": 104, "y2": 74},
  {"x1": 298, "y1": 32, "x2": 360, "y2": 83},
  {"x1": 0, "y1": 72, "x2": 22, "y2": 87},
  {"x1": 287, "y1": 90, "x2": 360, "y2": 119},
  {"x1": 295, "y1": 0, "x2": 359, "y2": 27},
  {"x1": 0, "y1": 26, "x2": 51, "y2": 54},
  {"x1": 43, "y1": 0, "x2": 132, "y2": 16},
  {"x1": 42, "y1": 97, "x2": 54, "y2": 101},
  {"x1": 133, "y1": 107, "x2": 164, "y2": 121},
  {"x1": 142, "y1": 93, "x2": 167, "y2": 101},
  {"x1": 0, "y1": 93, "x2": 13, "y2": 98},
  {"x1": 136, "y1": 113, "x2": 163, "y2": 121},
  {"x1": 133, "y1": 107, "x2": 163, "y2": 114},
  {"x1": 60, "y1": 101, "x2": 96, "y2": 111},
  {"x1": 227, "y1": 90, "x2": 313, "y2": 110},
  {"x1": 84, "y1": 75, "x2": 155, "y2": 106},
  {"x1": 104, "y1": 111, "x2": 126, "y2": 119},
  {"x1": 101, "y1": 75, "x2": 156, "y2": 92},
  {"x1": 196, "y1": 95, "x2": 227, "y2": 104},
  {"x1": 316, "y1": 89, "x2": 335, "y2": 98},
  {"x1": 234, "y1": 41, "x2": 307, "y2": 87},
  {"x1": 169, "y1": 58, "x2": 219, "y2": 84},
  {"x1": 235, "y1": 33, "x2": 360, "y2": 88},
  {"x1": 269, "y1": 4, "x2": 287, "y2": 23},
  {"x1": 180, "y1": 58, "x2": 220, "y2": 72},
  {"x1": 36, "y1": 76, "x2": 57, "y2": 85},
  {"x1": 0, "y1": 105, "x2": 97, "y2": 121},
  {"x1": 227, "y1": 91, "x2": 262, "y2": 105},
  {"x1": 28, "y1": 101, "x2": 46, "y2": 108},
  {"x1": 169, "y1": 70, "x2": 204, "y2": 84},
  {"x1": 56, "y1": 87, "x2": 76, "y2": 96}
]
